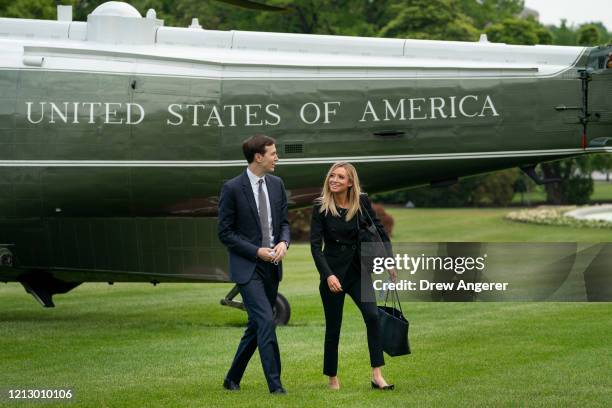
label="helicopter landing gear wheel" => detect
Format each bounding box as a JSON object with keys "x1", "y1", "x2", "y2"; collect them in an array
[{"x1": 273, "y1": 293, "x2": 291, "y2": 326}]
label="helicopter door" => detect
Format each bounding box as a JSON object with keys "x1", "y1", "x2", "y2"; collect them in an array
[
  {"x1": 128, "y1": 74, "x2": 228, "y2": 281},
  {"x1": 128, "y1": 74, "x2": 222, "y2": 212},
  {"x1": 553, "y1": 74, "x2": 587, "y2": 126},
  {"x1": 586, "y1": 52, "x2": 612, "y2": 146}
]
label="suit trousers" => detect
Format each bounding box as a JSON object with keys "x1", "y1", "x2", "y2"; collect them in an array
[
  {"x1": 319, "y1": 254, "x2": 385, "y2": 376},
  {"x1": 226, "y1": 261, "x2": 282, "y2": 391}
]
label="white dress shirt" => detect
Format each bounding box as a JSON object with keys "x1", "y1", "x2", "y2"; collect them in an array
[{"x1": 246, "y1": 167, "x2": 274, "y2": 246}]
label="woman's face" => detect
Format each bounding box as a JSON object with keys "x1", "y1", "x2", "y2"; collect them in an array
[{"x1": 328, "y1": 166, "x2": 352, "y2": 194}]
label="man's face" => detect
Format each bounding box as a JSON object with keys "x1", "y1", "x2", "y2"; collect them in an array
[{"x1": 256, "y1": 144, "x2": 278, "y2": 173}]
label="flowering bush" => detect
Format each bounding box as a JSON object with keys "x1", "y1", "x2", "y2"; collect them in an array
[{"x1": 505, "y1": 206, "x2": 612, "y2": 229}]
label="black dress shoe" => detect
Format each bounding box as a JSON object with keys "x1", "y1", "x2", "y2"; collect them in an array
[
  {"x1": 371, "y1": 381, "x2": 394, "y2": 390},
  {"x1": 223, "y1": 378, "x2": 240, "y2": 391},
  {"x1": 270, "y1": 387, "x2": 287, "y2": 395}
]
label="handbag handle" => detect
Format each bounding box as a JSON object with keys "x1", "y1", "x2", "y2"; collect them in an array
[
  {"x1": 361, "y1": 196, "x2": 384, "y2": 243},
  {"x1": 361, "y1": 197, "x2": 396, "y2": 285},
  {"x1": 361, "y1": 195, "x2": 400, "y2": 313},
  {"x1": 383, "y1": 288, "x2": 405, "y2": 317}
]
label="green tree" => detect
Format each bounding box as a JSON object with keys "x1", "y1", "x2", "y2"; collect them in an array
[
  {"x1": 379, "y1": 0, "x2": 478, "y2": 41},
  {"x1": 0, "y1": 0, "x2": 67, "y2": 19},
  {"x1": 580, "y1": 22, "x2": 609, "y2": 44},
  {"x1": 472, "y1": 169, "x2": 520, "y2": 206},
  {"x1": 542, "y1": 157, "x2": 594, "y2": 205},
  {"x1": 577, "y1": 24, "x2": 601, "y2": 46},
  {"x1": 457, "y1": 0, "x2": 523, "y2": 29},
  {"x1": 534, "y1": 24, "x2": 553, "y2": 44},
  {"x1": 251, "y1": 0, "x2": 392, "y2": 36},
  {"x1": 157, "y1": 0, "x2": 394, "y2": 36},
  {"x1": 591, "y1": 154, "x2": 612, "y2": 182},
  {"x1": 485, "y1": 17, "x2": 551, "y2": 45},
  {"x1": 550, "y1": 19, "x2": 576, "y2": 46}
]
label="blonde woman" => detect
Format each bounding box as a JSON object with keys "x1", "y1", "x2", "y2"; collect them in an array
[{"x1": 310, "y1": 162, "x2": 394, "y2": 391}]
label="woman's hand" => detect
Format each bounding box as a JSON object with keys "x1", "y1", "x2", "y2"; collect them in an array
[
  {"x1": 389, "y1": 267, "x2": 397, "y2": 283},
  {"x1": 327, "y1": 275, "x2": 343, "y2": 293}
]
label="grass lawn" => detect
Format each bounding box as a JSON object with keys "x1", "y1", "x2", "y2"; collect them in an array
[
  {"x1": 387, "y1": 208, "x2": 612, "y2": 242},
  {"x1": 591, "y1": 181, "x2": 612, "y2": 202},
  {"x1": 1, "y1": 209, "x2": 611, "y2": 407}
]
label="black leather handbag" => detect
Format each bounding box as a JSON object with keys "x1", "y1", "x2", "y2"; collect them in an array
[{"x1": 378, "y1": 289, "x2": 411, "y2": 356}]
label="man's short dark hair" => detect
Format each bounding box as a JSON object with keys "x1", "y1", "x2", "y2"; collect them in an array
[{"x1": 242, "y1": 134, "x2": 276, "y2": 163}]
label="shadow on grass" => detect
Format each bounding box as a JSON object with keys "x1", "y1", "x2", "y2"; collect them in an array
[
  {"x1": 0, "y1": 310, "x2": 249, "y2": 327},
  {"x1": 0, "y1": 312, "x2": 326, "y2": 331}
]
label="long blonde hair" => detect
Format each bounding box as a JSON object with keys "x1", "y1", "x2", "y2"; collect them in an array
[{"x1": 316, "y1": 162, "x2": 362, "y2": 221}]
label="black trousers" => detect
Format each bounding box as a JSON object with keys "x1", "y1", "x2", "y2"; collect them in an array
[
  {"x1": 226, "y1": 261, "x2": 282, "y2": 392},
  {"x1": 319, "y1": 255, "x2": 385, "y2": 376}
]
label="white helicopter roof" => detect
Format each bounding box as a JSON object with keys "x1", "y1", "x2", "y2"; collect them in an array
[
  {"x1": 91, "y1": 1, "x2": 141, "y2": 18},
  {"x1": 0, "y1": 1, "x2": 586, "y2": 79}
]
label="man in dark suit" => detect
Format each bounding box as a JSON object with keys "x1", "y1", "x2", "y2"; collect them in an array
[{"x1": 218, "y1": 134, "x2": 290, "y2": 394}]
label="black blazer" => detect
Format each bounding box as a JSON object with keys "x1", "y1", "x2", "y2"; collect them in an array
[
  {"x1": 218, "y1": 171, "x2": 291, "y2": 284},
  {"x1": 310, "y1": 194, "x2": 391, "y2": 281}
]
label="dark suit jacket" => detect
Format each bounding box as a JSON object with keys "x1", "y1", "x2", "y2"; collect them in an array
[
  {"x1": 310, "y1": 194, "x2": 391, "y2": 281},
  {"x1": 218, "y1": 170, "x2": 291, "y2": 284}
]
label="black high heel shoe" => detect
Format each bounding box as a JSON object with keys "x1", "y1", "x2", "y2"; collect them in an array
[{"x1": 371, "y1": 381, "x2": 395, "y2": 390}]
